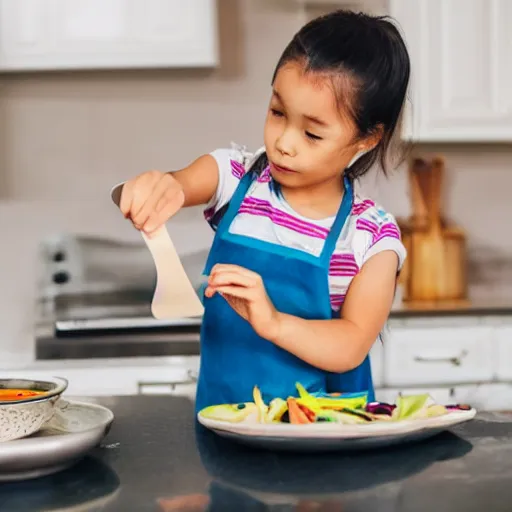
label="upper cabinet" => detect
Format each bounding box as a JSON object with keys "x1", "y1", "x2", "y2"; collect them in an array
[
  {"x1": 0, "y1": 0, "x2": 219, "y2": 71},
  {"x1": 390, "y1": 0, "x2": 512, "y2": 142}
]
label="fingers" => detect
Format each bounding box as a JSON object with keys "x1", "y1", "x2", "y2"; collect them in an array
[
  {"x1": 210, "y1": 264, "x2": 262, "y2": 282},
  {"x1": 208, "y1": 271, "x2": 254, "y2": 289},
  {"x1": 118, "y1": 171, "x2": 184, "y2": 233},
  {"x1": 142, "y1": 190, "x2": 185, "y2": 236},
  {"x1": 205, "y1": 266, "x2": 263, "y2": 299},
  {"x1": 204, "y1": 285, "x2": 251, "y2": 299}
]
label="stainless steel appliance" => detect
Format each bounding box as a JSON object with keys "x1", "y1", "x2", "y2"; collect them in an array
[{"x1": 36, "y1": 234, "x2": 208, "y2": 338}]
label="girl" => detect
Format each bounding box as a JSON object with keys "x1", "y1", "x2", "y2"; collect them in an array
[{"x1": 118, "y1": 10, "x2": 410, "y2": 411}]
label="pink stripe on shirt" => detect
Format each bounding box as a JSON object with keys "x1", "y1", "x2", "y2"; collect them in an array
[
  {"x1": 257, "y1": 166, "x2": 271, "y2": 183},
  {"x1": 240, "y1": 197, "x2": 330, "y2": 239},
  {"x1": 238, "y1": 205, "x2": 328, "y2": 240},
  {"x1": 330, "y1": 294, "x2": 346, "y2": 308},
  {"x1": 356, "y1": 218, "x2": 379, "y2": 235},
  {"x1": 374, "y1": 223, "x2": 401, "y2": 243},
  {"x1": 352, "y1": 199, "x2": 375, "y2": 216},
  {"x1": 230, "y1": 160, "x2": 245, "y2": 180},
  {"x1": 329, "y1": 253, "x2": 359, "y2": 277}
]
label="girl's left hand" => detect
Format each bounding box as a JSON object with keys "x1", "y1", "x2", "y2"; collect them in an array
[{"x1": 205, "y1": 264, "x2": 280, "y2": 341}]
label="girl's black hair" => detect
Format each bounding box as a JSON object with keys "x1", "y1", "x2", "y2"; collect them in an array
[{"x1": 266, "y1": 9, "x2": 411, "y2": 180}]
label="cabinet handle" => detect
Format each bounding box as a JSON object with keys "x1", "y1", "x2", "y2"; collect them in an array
[{"x1": 414, "y1": 350, "x2": 468, "y2": 367}]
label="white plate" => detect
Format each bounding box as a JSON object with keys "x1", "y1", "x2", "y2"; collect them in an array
[
  {"x1": 198, "y1": 408, "x2": 477, "y2": 451},
  {"x1": 0, "y1": 399, "x2": 114, "y2": 481}
]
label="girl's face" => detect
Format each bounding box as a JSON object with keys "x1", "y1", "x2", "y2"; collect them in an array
[{"x1": 264, "y1": 61, "x2": 371, "y2": 191}]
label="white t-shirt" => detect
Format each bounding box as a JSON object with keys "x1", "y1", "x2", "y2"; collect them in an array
[{"x1": 204, "y1": 143, "x2": 406, "y2": 312}]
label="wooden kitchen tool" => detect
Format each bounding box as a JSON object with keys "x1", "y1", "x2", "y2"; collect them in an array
[
  {"x1": 407, "y1": 157, "x2": 467, "y2": 302},
  {"x1": 111, "y1": 183, "x2": 204, "y2": 319}
]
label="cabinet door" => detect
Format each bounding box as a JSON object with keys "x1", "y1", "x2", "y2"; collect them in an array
[
  {"x1": 390, "y1": 0, "x2": 512, "y2": 142},
  {"x1": 0, "y1": 0, "x2": 218, "y2": 71}
]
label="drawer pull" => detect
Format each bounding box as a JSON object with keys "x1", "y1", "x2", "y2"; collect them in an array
[{"x1": 413, "y1": 350, "x2": 468, "y2": 367}]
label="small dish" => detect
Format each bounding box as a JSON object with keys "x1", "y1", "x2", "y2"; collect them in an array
[
  {"x1": 0, "y1": 398, "x2": 114, "y2": 482},
  {"x1": 0, "y1": 376, "x2": 68, "y2": 443}
]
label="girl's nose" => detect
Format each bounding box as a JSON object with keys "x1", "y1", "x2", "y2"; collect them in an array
[{"x1": 275, "y1": 129, "x2": 297, "y2": 157}]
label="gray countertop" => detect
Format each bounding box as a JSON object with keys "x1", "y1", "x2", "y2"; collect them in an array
[{"x1": 0, "y1": 396, "x2": 511, "y2": 511}]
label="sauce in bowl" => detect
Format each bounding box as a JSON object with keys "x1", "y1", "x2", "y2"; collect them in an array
[{"x1": 0, "y1": 389, "x2": 47, "y2": 402}]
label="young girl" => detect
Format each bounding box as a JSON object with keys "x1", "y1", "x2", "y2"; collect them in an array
[{"x1": 118, "y1": 10, "x2": 410, "y2": 411}]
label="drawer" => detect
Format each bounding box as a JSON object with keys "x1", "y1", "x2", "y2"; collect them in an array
[
  {"x1": 495, "y1": 326, "x2": 512, "y2": 380},
  {"x1": 384, "y1": 325, "x2": 494, "y2": 386}
]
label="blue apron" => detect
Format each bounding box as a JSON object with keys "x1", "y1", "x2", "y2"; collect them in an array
[{"x1": 196, "y1": 171, "x2": 374, "y2": 411}]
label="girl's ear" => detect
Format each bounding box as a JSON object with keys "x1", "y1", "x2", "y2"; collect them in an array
[
  {"x1": 362, "y1": 123, "x2": 385, "y2": 152},
  {"x1": 347, "y1": 124, "x2": 384, "y2": 168}
]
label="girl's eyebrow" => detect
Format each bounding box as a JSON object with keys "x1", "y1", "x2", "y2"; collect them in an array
[{"x1": 272, "y1": 89, "x2": 329, "y2": 127}]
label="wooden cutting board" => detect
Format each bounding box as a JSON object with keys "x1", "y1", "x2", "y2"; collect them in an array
[{"x1": 405, "y1": 157, "x2": 467, "y2": 302}]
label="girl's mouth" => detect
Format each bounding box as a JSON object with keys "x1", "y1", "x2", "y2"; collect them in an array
[{"x1": 270, "y1": 162, "x2": 297, "y2": 174}]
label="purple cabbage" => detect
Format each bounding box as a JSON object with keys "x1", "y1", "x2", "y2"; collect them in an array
[{"x1": 365, "y1": 402, "x2": 396, "y2": 416}]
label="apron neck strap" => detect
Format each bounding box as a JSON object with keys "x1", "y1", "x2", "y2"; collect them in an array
[
  {"x1": 319, "y1": 176, "x2": 353, "y2": 264},
  {"x1": 216, "y1": 171, "x2": 254, "y2": 236}
]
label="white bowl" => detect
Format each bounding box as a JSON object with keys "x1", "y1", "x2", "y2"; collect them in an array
[{"x1": 0, "y1": 376, "x2": 68, "y2": 442}]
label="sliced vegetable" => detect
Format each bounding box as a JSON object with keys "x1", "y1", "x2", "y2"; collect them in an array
[
  {"x1": 392, "y1": 394, "x2": 431, "y2": 421},
  {"x1": 287, "y1": 398, "x2": 312, "y2": 424},
  {"x1": 426, "y1": 404, "x2": 448, "y2": 417},
  {"x1": 200, "y1": 402, "x2": 258, "y2": 423},
  {"x1": 315, "y1": 410, "x2": 369, "y2": 424},
  {"x1": 253, "y1": 386, "x2": 269, "y2": 423},
  {"x1": 298, "y1": 403, "x2": 316, "y2": 422},
  {"x1": 197, "y1": 383, "x2": 469, "y2": 426},
  {"x1": 295, "y1": 383, "x2": 368, "y2": 411},
  {"x1": 266, "y1": 398, "x2": 288, "y2": 423},
  {"x1": 365, "y1": 402, "x2": 396, "y2": 416},
  {"x1": 339, "y1": 407, "x2": 373, "y2": 422}
]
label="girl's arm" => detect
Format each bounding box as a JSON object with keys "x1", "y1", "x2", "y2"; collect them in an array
[
  {"x1": 206, "y1": 250, "x2": 399, "y2": 373},
  {"x1": 271, "y1": 250, "x2": 399, "y2": 372},
  {"x1": 173, "y1": 155, "x2": 220, "y2": 207}
]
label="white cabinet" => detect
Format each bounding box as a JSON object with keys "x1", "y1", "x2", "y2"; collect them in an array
[
  {"x1": 495, "y1": 325, "x2": 512, "y2": 380},
  {"x1": 369, "y1": 339, "x2": 384, "y2": 388},
  {"x1": 383, "y1": 324, "x2": 494, "y2": 386},
  {"x1": 390, "y1": 0, "x2": 512, "y2": 142},
  {"x1": 0, "y1": 0, "x2": 218, "y2": 71}
]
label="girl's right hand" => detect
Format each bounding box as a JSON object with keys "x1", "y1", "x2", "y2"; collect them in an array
[{"x1": 119, "y1": 170, "x2": 185, "y2": 237}]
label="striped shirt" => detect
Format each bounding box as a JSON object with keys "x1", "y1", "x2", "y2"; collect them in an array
[{"x1": 205, "y1": 143, "x2": 406, "y2": 312}]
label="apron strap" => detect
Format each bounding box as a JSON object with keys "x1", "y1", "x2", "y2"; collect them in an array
[
  {"x1": 215, "y1": 171, "x2": 255, "y2": 237},
  {"x1": 319, "y1": 176, "x2": 353, "y2": 265}
]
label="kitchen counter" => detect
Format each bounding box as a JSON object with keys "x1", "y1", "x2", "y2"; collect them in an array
[
  {"x1": 0, "y1": 396, "x2": 510, "y2": 511},
  {"x1": 390, "y1": 296, "x2": 512, "y2": 318}
]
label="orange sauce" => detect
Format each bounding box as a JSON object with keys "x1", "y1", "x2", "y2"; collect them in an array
[{"x1": 0, "y1": 389, "x2": 47, "y2": 401}]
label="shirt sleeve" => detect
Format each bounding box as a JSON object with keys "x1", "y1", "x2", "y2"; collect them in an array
[
  {"x1": 204, "y1": 143, "x2": 265, "y2": 230},
  {"x1": 361, "y1": 211, "x2": 407, "y2": 271},
  {"x1": 203, "y1": 144, "x2": 249, "y2": 229}
]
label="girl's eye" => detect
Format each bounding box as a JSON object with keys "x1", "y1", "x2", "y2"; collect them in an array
[
  {"x1": 271, "y1": 108, "x2": 284, "y2": 117},
  {"x1": 305, "y1": 131, "x2": 322, "y2": 141}
]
